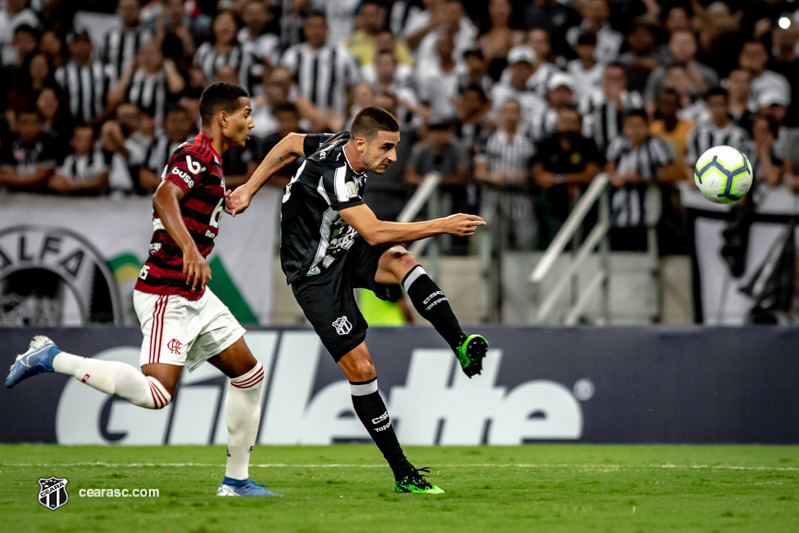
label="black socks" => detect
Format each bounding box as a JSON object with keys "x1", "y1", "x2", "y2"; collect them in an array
[
  {"x1": 401, "y1": 265, "x2": 464, "y2": 350},
  {"x1": 350, "y1": 378, "x2": 412, "y2": 480}
]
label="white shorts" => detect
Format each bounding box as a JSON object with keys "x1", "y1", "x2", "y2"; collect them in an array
[{"x1": 133, "y1": 289, "x2": 246, "y2": 372}]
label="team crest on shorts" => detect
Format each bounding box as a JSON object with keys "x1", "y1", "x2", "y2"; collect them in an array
[
  {"x1": 38, "y1": 476, "x2": 69, "y2": 511},
  {"x1": 332, "y1": 316, "x2": 352, "y2": 335},
  {"x1": 167, "y1": 338, "x2": 182, "y2": 355}
]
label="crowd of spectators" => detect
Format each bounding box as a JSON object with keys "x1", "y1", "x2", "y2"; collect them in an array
[{"x1": 2, "y1": 0, "x2": 799, "y2": 254}]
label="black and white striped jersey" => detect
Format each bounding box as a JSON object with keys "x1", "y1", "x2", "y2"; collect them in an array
[
  {"x1": 476, "y1": 127, "x2": 536, "y2": 181},
  {"x1": 54, "y1": 61, "x2": 114, "y2": 124},
  {"x1": 684, "y1": 121, "x2": 750, "y2": 167},
  {"x1": 387, "y1": 0, "x2": 426, "y2": 37},
  {"x1": 142, "y1": 132, "x2": 186, "y2": 172},
  {"x1": 238, "y1": 28, "x2": 281, "y2": 65},
  {"x1": 281, "y1": 43, "x2": 359, "y2": 114},
  {"x1": 194, "y1": 42, "x2": 256, "y2": 92},
  {"x1": 579, "y1": 90, "x2": 644, "y2": 152},
  {"x1": 57, "y1": 149, "x2": 109, "y2": 181},
  {"x1": 530, "y1": 108, "x2": 561, "y2": 141},
  {"x1": 280, "y1": 131, "x2": 367, "y2": 284},
  {"x1": 124, "y1": 69, "x2": 170, "y2": 130},
  {"x1": 606, "y1": 135, "x2": 674, "y2": 227},
  {"x1": 101, "y1": 28, "x2": 152, "y2": 81}
]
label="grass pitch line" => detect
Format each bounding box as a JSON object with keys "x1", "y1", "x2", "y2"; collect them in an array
[{"x1": 4, "y1": 462, "x2": 799, "y2": 472}]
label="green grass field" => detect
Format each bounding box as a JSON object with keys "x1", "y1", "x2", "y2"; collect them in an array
[{"x1": 1, "y1": 445, "x2": 797, "y2": 532}]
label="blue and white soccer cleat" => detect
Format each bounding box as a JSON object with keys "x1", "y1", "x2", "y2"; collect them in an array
[
  {"x1": 5, "y1": 336, "x2": 62, "y2": 389},
  {"x1": 216, "y1": 477, "x2": 282, "y2": 497}
]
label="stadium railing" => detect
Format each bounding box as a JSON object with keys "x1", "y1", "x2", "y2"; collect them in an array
[
  {"x1": 396, "y1": 172, "x2": 443, "y2": 279},
  {"x1": 527, "y1": 174, "x2": 661, "y2": 325}
]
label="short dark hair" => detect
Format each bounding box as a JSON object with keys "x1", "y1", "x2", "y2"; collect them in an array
[
  {"x1": 73, "y1": 123, "x2": 94, "y2": 135},
  {"x1": 463, "y1": 48, "x2": 483, "y2": 60},
  {"x1": 350, "y1": 106, "x2": 399, "y2": 141},
  {"x1": 557, "y1": 105, "x2": 583, "y2": 127},
  {"x1": 577, "y1": 30, "x2": 597, "y2": 46},
  {"x1": 359, "y1": 0, "x2": 381, "y2": 13},
  {"x1": 199, "y1": 82, "x2": 249, "y2": 126},
  {"x1": 166, "y1": 103, "x2": 188, "y2": 116},
  {"x1": 272, "y1": 102, "x2": 299, "y2": 116},
  {"x1": 705, "y1": 87, "x2": 729, "y2": 102},
  {"x1": 17, "y1": 107, "x2": 43, "y2": 121},
  {"x1": 14, "y1": 24, "x2": 39, "y2": 39},
  {"x1": 305, "y1": 11, "x2": 327, "y2": 23},
  {"x1": 665, "y1": 60, "x2": 688, "y2": 72},
  {"x1": 462, "y1": 83, "x2": 488, "y2": 102},
  {"x1": 624, "y1": 109, "x2": 649, "y2": 123},
  {"x1": 659, "y1": 88, "x2": 680, "y2": 100}
]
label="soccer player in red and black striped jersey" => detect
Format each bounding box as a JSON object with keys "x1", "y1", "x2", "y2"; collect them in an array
[{"x1": 6, "y1": 83, "x2": 279, "y2": 497}]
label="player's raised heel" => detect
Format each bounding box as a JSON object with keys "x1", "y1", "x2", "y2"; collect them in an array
[
  {"x1": 216, "y1": 477, "x2": 282, "y2": 497},
  {"x1": 455, "y1": 334, "x2": 489, "y2": 378},
  {"x1": 5, "y1": 336, "x2": 62, "y2": 389},
  {"x1": 395, "y1": 467, "x2": 445, "y2": 494}
]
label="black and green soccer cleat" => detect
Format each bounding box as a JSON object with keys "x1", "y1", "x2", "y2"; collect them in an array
[
  {"x1": 454, "y1": 334, "x2": 489, "y2": 378},
  {"x1": 395, "y1": 467, "x2": 445, "y2": 494}
]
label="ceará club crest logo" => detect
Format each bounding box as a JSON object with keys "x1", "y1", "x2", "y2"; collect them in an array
[
  {"x1": 38, "y1": 476, "x2": 69, "y2": 511},
  {"x1": 0, "y1": 226, "x2": 124, "y2": 326}
]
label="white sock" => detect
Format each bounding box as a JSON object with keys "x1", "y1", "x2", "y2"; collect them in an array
[
  {"x1": 52, "y1": 352, "x2": 172, "y2": 409},
  {"x1": 225, "y1": 362, "x2": 265, "y2": 480}
]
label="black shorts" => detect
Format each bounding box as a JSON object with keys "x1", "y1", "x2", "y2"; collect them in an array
[{"x1": 291, "y1": 238, "x2": 403, "y2": 361}]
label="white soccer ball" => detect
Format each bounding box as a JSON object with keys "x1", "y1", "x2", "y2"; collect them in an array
[{"x1": 693, "y1": 145, "x2": 753, "y2": 204}]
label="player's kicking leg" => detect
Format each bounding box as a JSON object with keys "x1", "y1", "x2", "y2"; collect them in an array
[
  {"x1": 5, "y1": 334, "x2": 278, "y2": 497},
  {"x1": 375, "y1": 246, "x2": 489, "y2": 378},
  {"x1": 338, "y1": 343, "x2": 444, "y2": 494},
  {"x1": 6, "y1": 335, "x2": 180, "y2": 408}
]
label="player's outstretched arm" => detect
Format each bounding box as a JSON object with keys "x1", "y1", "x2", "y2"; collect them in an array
[
  {"x1": 225, "y1": 132, "x2": 308, "y2": 216},
  {"x1": 339, "y1": 204, "x2": 486, "y2": 246},
  {"x1": 153, "y1": 180, "x2": 212, "y2": 290}
]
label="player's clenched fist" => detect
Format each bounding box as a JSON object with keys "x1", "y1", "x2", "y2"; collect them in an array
[
  {"x1": 225, "y1": 187, "x2": 252, "y2": 216},
  {"x1": 183, "y1": 247, "x2": 212, "y2": 290},
  {"x1": 440, "y1": 214, "x2": 487, "y2": 237}
]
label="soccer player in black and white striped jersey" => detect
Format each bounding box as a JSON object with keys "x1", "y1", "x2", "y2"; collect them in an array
[
  {"x1": 281, "y1": 12, "x2": 360, "y2": 117},
  {"x1": 194, "y1": 11, "x2": 257, "y2": 93},
  {"x1": 54, "y1": 31, "x2": 114, "y2": 126},
  {"x1": 684, "y1": 87, "x2": 751, "y2": 180},
  {"x1": 108, "y1": 39, "x2": 186, "y2": 132},
  {"x1": 605, "y1": 109, "x2": 683, "y2": 250},
  {"x1": 579, "y1": 63, "x2": 644, "y2": 152},
  {"x1": 49, "y1": 124, "x2": 109, "y2": 195},
  {"x1": 101, "y1": 0, "x2": 152, "y2": 84}
]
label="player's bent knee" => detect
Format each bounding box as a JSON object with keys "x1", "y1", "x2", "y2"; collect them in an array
[
  {"x1": 386, "y1": 247, "x2": 418, "y2": 271},
  {"x1": 144, "y1": 376, "x2": 173, "y2": 410},
  {"x1": 342, "y1": 357, "x2": 376, "y2": 382}
]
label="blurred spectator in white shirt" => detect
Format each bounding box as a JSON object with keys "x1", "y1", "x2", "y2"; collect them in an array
[
  {"x1": 567, "y1": 29, "x2": 604, "y2": 101},
  {"x1": 566, "y1": 0, "x2": 623, "y2": 64}
]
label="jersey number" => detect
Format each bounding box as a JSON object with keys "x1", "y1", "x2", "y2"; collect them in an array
[{"x1": 210, "y1": 198, "x2": 224, "y2": 229}]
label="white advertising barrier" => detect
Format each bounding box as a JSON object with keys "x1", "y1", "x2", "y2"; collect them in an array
[
  {"x1": 4, "y1": 326, "x2": 797, "y2": 444},
  {"x1": 54, "y1": 331, "x2": 584, "y2": 446},
  {"x1": 0, "y1": 191, "x2": 281, "y2": 325},
  {"x1": 680, "y1": 182, "x2": 799, "y2": 324}
]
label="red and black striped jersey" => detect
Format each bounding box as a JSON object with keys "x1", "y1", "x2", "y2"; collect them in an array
[{"x1": 134, "y1": 133, "x2": 225, "y2": 300}]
